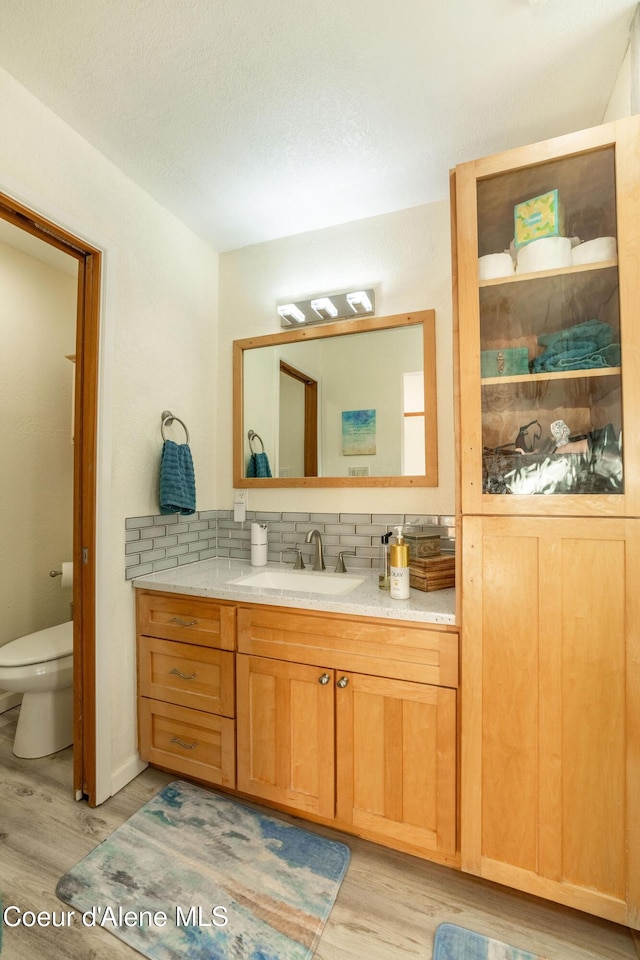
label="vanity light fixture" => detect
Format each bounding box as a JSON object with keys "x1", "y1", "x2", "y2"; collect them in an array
[
  {"x1": 277, "y1": 288, "x2": 376, "y2": 327},
  {"x1": 311, "y1": 297, "x2": 338, "y2": 320},
  {"x1": 346, "y1": 290, "x2": 373, "y2": 314},
  {"x1": 277, "y1": 303, "x2": 306, "y2": 324}
]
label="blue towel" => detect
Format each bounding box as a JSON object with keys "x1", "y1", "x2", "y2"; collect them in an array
[
  {"x1": 159, "y1": 440, "x2": 196, "y2": 515},
  {"x1": 247, "y1": 451, "x2": 272, "y2": 478}
]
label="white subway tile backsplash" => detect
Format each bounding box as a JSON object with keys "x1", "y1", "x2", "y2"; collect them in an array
[{"x1": 124, "y1": 508, "x2": 455, "y2": 579}]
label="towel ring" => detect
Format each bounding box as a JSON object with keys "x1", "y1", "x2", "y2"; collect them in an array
[
  {"x1": 248, "y1": 429, "x2": 264, "y2": 454},
  {"x1": 161, "y1": 410, "x2": 190, "y2": 444}
]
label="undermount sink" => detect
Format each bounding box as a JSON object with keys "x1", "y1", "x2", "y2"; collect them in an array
[{"x1": 227, "y1": 569, "x2": 365, "y2": 596}]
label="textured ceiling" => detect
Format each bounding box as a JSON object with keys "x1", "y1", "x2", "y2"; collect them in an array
[{"x1": 0, "y1": 0, "x2": 635, "y2": 251}]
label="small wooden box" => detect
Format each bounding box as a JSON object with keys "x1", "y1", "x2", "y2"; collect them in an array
[{"x1": 409, "y1": 555, "x2": 455, "y2": 592}]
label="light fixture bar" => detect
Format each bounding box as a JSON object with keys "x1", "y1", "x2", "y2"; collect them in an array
[{"x1": 277, "y1": 288, "x2": 375, "y2": 327}]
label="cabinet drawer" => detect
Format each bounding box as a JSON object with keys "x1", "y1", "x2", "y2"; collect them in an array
[
  {"x1": 136, "y1": 590, "x2": 235, "y2": 649},
  {"x1": 138, "y1": 636, "x2": 235, "y2": 717},
  {"x1": 237, "y1": 606, "x2": 458, "y2": 688},
  {"x1": 138, "y1": 697, "x2": 235, "y2": 787}
]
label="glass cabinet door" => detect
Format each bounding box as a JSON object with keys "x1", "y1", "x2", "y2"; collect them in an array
[
  {"x1": 454, "y1": 119, "x2": 640, "y2": 516},
  {"x1": 478, "y1": 146, "x2": 621, "y2": 496}
]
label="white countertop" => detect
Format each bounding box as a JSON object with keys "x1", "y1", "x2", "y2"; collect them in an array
[{"x1": 132, "y1": 557, "x2": 456, "y2": 626}]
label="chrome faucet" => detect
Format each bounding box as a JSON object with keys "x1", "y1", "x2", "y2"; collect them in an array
[{"x1": 305, "y1": 529, "x2": 325, "y2": 571}]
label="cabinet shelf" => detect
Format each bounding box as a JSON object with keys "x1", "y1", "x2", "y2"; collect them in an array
[
  {"x1": 481, "y1": 366, "x2": 621, "y2": 387},
  {"x1": 478, "y1": 258, "x2": 618, "y2": 289}
]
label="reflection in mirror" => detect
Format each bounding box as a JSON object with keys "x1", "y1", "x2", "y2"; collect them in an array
[{"x1": 233, "y1": 311, "x2": 437, "y2": 488}]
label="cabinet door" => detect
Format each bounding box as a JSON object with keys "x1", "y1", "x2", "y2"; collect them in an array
[
  {"x1": 236, "y1": 654, "x2": 335, "y2": 818},
  {"x1": 455, "y1": 116, "x2": 640, "y2": 517},
  {"x1": 461, "y1": 515, "x2": 640, "y2": 926},
  {"x1": 336, "y1": 671, "x2": 457, "y2": 859}
]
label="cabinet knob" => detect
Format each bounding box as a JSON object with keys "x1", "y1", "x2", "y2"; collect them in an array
[
  {"x1": 170, "y1": 617, "x2": 198, "y2": 627},
  {"x1": 337, "y1": 676, "x2": 349, "y2": 688},
  {"x1": 318, "y1": 673, "x2": 331, "y2": 685}
]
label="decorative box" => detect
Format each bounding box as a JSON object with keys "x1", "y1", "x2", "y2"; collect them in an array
[
  {"x1": 514, "y1": 189, "x2": 565, "y2": 249},
  {"x1": 404, "y1": 530, "x2": 441, "y2": 560},
  {"x1": 409, "y1": 555, "x2": 455, "y2": 593},
  {"x1": 480, "y1": 347, "x2": 529, "y2": 378}
]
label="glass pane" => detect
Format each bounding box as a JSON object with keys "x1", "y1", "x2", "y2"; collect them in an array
[
  {"x1": 403, "y1": 371, "x2": 424, "y2": 413},
  {"x1": 476, "y1": 146, "x2": 623, "y2": 496},
  {"x1": 403, "y1": 415, "x2": 425, "y2": 475}
]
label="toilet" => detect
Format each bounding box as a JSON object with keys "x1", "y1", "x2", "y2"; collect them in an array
[{"x1": 0, "y1": 621, "x2": 74, "y2": 758}]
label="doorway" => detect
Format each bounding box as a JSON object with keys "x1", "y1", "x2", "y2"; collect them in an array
[
  {"x1": 0, "y1": 191, "x2": 100, "y2": 804},
  {"x1": 279, "y1": 360, "x2": 318, "y2": 477}
]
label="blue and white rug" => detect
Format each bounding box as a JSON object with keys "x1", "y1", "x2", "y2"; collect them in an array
[
  {"x1": 433, "y1": 923, "x2": 548, "y2": 960},
  {"x1": 57, "y1": 779, "x2": 350, "y2": 960}
]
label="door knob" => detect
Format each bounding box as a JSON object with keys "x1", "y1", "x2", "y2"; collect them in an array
[
  {"x1": 318, "y1": 673, "x2": 330, "y2": 685},
  {"x1": 337, "y1": 676, "x2": 349, "y2": 688}
]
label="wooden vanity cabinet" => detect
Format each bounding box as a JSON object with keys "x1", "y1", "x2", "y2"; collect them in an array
[
  {"x1": 136, "y1": 591, "x2": 236, "y2": 788},
  {"x1": 236, "y1": 605, "x2": 458, "y2": 862},
  {"x1": 136, "y1": 590, "x2": 459, "y2": 864}
]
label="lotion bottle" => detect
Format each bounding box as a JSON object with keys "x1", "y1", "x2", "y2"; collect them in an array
[{"x1": 389, "y1": 525, "x2": 410, "y2": 600}]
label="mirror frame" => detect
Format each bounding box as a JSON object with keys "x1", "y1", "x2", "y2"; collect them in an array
[{"x1": 233, "y1": 309, "x2": 438, "y2": 487}]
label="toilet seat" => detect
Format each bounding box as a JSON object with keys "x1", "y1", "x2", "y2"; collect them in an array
[{"x1": 0, "y1": 621, "x2": 73, "y2": 667}]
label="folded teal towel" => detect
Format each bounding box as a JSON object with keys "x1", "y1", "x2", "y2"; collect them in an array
[{"x1": 159, "y1": 440, "x2": 196, "y2": 515}]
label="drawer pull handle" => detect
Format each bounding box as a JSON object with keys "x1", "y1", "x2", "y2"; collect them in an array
[
  {"x1": 169, "y1": 667, "x2": 198, "y2": 681},
  {"x1": 170, "y1": 736, "x2": 199, "y2": 750},
  {"x1": 337, "y1": 676, "x2": 349, "y2": 688},
  {"x1": 318, "y1": 673, "x2": 331, "y2": 685},
  {"x1": 170, "y1": 617, "x2": 198, "y2": 627}
]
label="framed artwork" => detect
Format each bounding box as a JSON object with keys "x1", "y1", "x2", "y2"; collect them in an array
[{"x1": 342, "y1": 409, "x2": 376, "y2": 455}]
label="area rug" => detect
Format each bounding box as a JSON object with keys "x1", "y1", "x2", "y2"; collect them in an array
[
  {"x1": 433, "y1": 923, "x2": 548, "y2": 960},
  {"x1": 57, "y1": 779, "x2": 350, "y2": 960}
]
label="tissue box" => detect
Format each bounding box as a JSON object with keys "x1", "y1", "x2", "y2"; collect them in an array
[
  {"x1": 514, "y1": 190, "x2": 565, "y2": 249},
  {"x1": 481, "y1": 347, "x2": 529, "y2": 378}
]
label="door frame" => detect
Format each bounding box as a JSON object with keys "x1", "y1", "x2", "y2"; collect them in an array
[
  {"x1": 0, "y1": 191, "x2": 100, "y2": 804},
  {"x1": 279, "y1": 360, "x2": 318, "y2": 476}
]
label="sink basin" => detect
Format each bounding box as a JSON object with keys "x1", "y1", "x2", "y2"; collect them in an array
[{"x1": 227, "y1": 569, "x2": 365, "y2": 596}]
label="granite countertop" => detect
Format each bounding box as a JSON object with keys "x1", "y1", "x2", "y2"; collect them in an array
[{"x1": 132, "y1": 557, "x2": 456, "y2": 626}]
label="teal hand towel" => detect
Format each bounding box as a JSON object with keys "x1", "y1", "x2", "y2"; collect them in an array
[
  {"x1": 159, "y1": 440, "x2": 196, "y2": 515},
  {"x1": 247, "y1": 451, "x2": 272, "y2": 478}
]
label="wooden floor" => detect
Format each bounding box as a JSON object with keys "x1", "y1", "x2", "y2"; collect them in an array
[{"x1": 1, "y1": 704, "x2": 638, "y2": 960}]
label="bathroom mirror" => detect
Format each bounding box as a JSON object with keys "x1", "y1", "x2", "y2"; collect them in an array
[{"x1": 233, "y1": 310, "x2": 438, "y2": 487}]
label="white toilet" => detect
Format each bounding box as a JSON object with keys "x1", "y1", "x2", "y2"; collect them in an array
[{"x1": 0, "y1": 621, "x2": 74, "y2": 758}]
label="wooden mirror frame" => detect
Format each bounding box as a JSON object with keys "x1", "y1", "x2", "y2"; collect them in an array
[{"x1": 233, "y1": 310, "x2": 438, "y2": 488}]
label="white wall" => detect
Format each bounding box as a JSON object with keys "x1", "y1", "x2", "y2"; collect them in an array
[
  {"x1": 0, "y1": 66, "x2": 219, "y2": 800},
  {"x1": 218, "y1": 200, "x2": 455, "y2": 516},
  {"x1": 603, "y1": 4, "x2": 640, "y2": 121},
  {"x1": 0, "y1": 241, "x2": 76, "y2": 645}
]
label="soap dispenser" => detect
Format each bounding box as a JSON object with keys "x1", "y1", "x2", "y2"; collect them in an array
[
  {"x1": 378, "y1": 531, "x2": 392, "y2": 590},
  {"x1": 389, "y1": 525, "x2": 410, "y2": 600}
]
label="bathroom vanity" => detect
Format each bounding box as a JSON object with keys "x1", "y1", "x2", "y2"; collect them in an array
[{"x1": 134, "y1": 558, "x2": 459, "y2": 866}]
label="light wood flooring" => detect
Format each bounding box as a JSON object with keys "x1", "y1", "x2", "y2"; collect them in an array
[{"x1": 1, "y1": 704, "x2": 638, "y2": 960}]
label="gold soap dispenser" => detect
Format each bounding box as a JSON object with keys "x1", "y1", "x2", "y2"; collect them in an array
[{"x1": 389, "y1": 526, "x2": 410, "y2": 600}]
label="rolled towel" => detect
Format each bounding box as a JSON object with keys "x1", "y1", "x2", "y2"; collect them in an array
[{"x1": 159, "y1": 440, "x2": 196, "y2": 515}]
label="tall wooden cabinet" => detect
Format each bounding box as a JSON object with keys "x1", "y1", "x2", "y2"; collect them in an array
[{"x1": 452, "y1": 116, "x2": 640, "y2": 928}]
